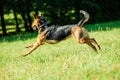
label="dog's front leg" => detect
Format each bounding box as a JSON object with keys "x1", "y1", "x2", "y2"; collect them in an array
[
  {"x1": 25, "y1": 44, "x2": 33, "y2": 48},
  {"x1": 22, "y1": 31, "x2": 47, "y2": 57},
  {"x1": 22, "y1": 41, "x2": 42, "y2": 57},
  {"x1": 22, "y1": 35, "x2": 44, "y2": 57}
]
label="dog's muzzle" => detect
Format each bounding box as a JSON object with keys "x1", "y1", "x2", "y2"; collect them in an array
[{"x1": 33, "y1": 25, "x2": 37, "y2": 30}]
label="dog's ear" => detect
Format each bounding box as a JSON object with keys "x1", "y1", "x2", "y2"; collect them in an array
[{"x1": 32, "y1": 13, "x2": 38, "y2": 19}]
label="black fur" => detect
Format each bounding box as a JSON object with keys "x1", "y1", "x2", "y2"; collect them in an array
[{"x1": 45, "y1": 25, "x2": 75, "y2": 40}]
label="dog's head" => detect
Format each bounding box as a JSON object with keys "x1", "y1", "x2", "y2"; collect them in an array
[{"x1": 32, "y1": 14, "x2": 41, "y2": 30}]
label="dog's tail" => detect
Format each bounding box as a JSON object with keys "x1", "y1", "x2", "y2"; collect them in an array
[{"x1": 78, "y1": 10, "x2": 90, "y2": 27}]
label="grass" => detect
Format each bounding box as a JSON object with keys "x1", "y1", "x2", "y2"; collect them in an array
[{"x1": 0, "y1": 21, "x2": 120, "y2": 80}]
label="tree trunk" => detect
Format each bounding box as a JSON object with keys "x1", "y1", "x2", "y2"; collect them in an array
[
  {"x1": 13, "y1": 9, "x2": 20, "y2": 32},
  {"x1": 27, "y1": 10, "x2": 33, "y2": 32},
  {"x1": 21, "y1": 12, "x2": 29, "y2": 32},
  {"x1": 18, "y1": 1, "x2": 29, "y2": 32},
  {"x1": 0, "y1": 5, "x2": 7, "y2": 35}
]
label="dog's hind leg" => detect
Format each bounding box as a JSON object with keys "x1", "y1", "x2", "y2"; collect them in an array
[
  {"x1": 84, "y1": 38, "x2": 101, "y2": 52},
  {"x1": 86, "y1": 38, "x2": 101, "y2": 50},
  {"x1": 72, "y1": 31, "x2": 100, "y2": 52},
  {"x1": 79, "y1": 38, "x2": 99, "y2": 52},
  {"x1": 71, "y1": 27, "x2": 82, "y2": 43},
  {"x1": 86, "y1": 42, "x2": 97, "y2": 52}
]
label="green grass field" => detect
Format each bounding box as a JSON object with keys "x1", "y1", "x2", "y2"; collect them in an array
[{"x1": 0, "y1": 21, "x2": 120, "y2": 80}]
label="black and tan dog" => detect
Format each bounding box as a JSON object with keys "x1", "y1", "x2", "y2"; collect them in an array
[{"x1": 22, "y1": 10, "x2": 101, "y2": 57}]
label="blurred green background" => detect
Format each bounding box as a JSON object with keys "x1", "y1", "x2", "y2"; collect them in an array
[{"x1": 0, "y1": 0, "x2": 120, "y2": 35}]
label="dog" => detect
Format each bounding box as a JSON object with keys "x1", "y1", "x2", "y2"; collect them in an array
[{"x1": 22, "y1": 10, "x2": 101, "y2": 57}]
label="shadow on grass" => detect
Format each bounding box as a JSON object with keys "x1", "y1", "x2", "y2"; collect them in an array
[
  {"x1": 0, "y1": 31, "x2": 38, "y2": 42},
  {"x1": 0, "y1": 20, "x2": 120, "y2": 42}
]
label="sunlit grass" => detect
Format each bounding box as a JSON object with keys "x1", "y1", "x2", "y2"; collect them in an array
[{"x1": 0, "y1": 22, "x2": 120, "y2": 80}]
